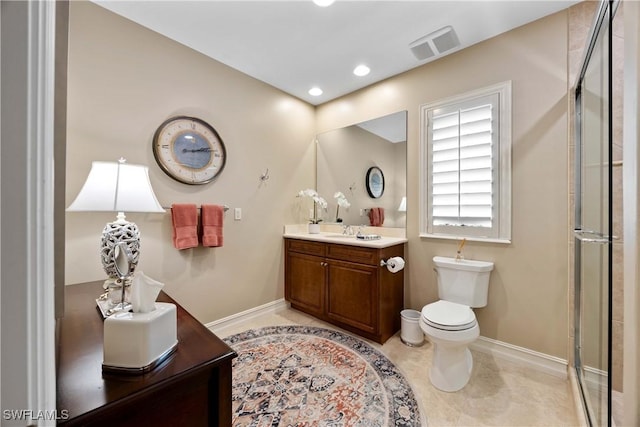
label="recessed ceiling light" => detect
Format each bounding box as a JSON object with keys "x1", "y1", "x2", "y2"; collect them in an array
[
  {"x1": 353, "y1": 64, "x2": 370, "y2": 77},
  {"x1": 313, "y1": 0, "x2": 335, "y2": 7},
  {"x1": 308, "y1": 87, "x2": 323, "y2": 96}
]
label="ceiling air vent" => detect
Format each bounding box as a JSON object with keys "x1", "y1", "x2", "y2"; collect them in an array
[{"x1": 409, "y1": 26, "x2": 460, "y2": 61}]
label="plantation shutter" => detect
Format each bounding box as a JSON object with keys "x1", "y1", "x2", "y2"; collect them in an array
[{"x1": 430, "y1": 95, "x2": 497, "y2": 229}]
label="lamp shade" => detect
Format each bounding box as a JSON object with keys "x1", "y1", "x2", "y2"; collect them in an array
[
  {"x1": 398, "y1": 196, "x2": 407, "y2": 212},
  {"x1": 67, "y1": 159, "x2": 164, "y2": 213}
]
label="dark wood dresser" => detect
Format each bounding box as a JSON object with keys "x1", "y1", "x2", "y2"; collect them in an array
[{"x1": 56, "y1": 281, "x2": 236, "y2": 427}]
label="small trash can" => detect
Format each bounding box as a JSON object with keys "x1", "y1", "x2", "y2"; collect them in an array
[{"x1": 400, "y1": 309, "x2": 424, "y2": 346}]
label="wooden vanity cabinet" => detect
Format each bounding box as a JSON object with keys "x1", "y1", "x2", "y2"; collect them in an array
[
  {"x1": 287, "y1": 250, "x2": 326, "y2": 318},
  {"x1": 284, "y1": 237, "x2": 405, "y2": 344}
]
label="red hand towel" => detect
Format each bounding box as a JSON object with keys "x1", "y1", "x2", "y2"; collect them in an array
[
  {"x1": 171, "y1": 204, "x2": 198, "y2": 250},
  {"x1": 368, "y1": 207, "x2": 385, "y2": 227},
  {"x1": 201, "y1": 204, "x2": 224, "y2": 247},
  {"x1": 368, "y1": 208, "x2": 378, "y2": 226}
]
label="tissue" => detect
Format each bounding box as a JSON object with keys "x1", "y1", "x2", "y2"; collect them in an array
[
  {"x1": 386, "y1": 256, "x2": 405, "y2": 273},
  {"x1": 130, "y1": 270, "x2": 164, "y2": 313}
]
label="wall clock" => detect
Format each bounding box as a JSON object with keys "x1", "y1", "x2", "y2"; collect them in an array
[
  {"x1": 366, "y1": 166, "x2": 385, "y2": 198},
  {"x1": 152, "y1": 116, "x2": 226, "y2": 185}
]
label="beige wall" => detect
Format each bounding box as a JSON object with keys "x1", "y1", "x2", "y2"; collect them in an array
[
  {"x1": 65, "y1": 2, "x2": 316, "y2": 323},
  {"x1": 317, "y1": 11, "x2": 570, "y2": 358},
  {"x1": 67, "y1": 2, "x2": 571, "y2": 358}
]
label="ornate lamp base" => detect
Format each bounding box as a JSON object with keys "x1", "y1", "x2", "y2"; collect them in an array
[
  {"x1": 96, "y1": 213, "x2": 140, "y2": 317},
  {"x1": 101, "y1": 217, "x2": 140, "y2": 278}
]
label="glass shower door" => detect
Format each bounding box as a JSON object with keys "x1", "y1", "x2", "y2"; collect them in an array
[{"x1": 574, "y1": 1, "x2": 613, "y2": 426}]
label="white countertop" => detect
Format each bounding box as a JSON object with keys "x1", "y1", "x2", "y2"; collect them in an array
[{"x1": 283, "y1": 231, "x2": 407, "y2": 249}]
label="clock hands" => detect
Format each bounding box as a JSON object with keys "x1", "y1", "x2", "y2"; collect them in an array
[{"x1": 182, "y1": 147, "x2": 213, "y2": 153}]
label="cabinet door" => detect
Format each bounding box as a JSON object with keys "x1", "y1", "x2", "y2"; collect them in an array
[
  {"x1": 326, "y1": 260, "x2": 378, "y2": 334},
  {"x1": 285, "y1": 252, "x2": 326, "y2": 317}
]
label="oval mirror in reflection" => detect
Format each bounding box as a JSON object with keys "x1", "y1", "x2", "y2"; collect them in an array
[{"x1": 113, "y1": 242, "x2": 137, "y2": 279}]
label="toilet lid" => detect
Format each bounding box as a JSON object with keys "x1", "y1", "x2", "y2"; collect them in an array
[{"x1": 422, "y1": 300, "x2": 476, "y2": 331}]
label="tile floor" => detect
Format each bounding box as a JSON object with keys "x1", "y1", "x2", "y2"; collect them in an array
[{"x1": 213, "y1": 307, "x2": 582, "y2": 427}]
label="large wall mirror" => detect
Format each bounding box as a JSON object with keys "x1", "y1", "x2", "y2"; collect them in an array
[{"x1": 317, "y1": 111, "x2": 407, "y2": 229}]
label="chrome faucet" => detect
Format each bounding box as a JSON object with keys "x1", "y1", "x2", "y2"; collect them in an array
[{"x1": 342, "y1": 224, "x2": 354, "y2": 235}]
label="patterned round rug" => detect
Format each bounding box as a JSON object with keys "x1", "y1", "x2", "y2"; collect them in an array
[{"x1": 224, "y1": 325, "x2": 422, "y2": 426}]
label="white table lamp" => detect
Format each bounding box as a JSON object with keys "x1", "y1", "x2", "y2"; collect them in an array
[{"x1": 67, "y1": 158, "x2": 164, "y2": 316}]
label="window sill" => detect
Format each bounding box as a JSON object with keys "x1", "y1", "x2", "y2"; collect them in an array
[{"x1": 419, "y1": 233, "x2": 511, "y2": 245}]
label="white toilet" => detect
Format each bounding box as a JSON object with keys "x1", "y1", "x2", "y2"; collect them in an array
[{"x1": 420, "y1": 256, "x2": 494, "y2": 392}]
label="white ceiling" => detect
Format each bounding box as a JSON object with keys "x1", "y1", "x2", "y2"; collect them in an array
[{"x1": 94, "y1": 0, "x2": 580, "y2": 105}]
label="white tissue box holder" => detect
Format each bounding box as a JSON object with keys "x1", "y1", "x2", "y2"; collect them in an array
[{"x1": 103, "y1": 302, "x2": 178, "y2": 374}]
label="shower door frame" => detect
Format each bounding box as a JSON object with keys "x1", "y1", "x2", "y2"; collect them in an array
[{"x1": 573, "y1": 1, "x2": 616, "y2": 426}]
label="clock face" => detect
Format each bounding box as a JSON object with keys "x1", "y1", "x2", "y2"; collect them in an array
[
  {"x1": 152, "y1": 116, "x2": 226, "y2": 185},
  {"x1": 366, "y1": 166, "x2": 385, "y2": 198}
]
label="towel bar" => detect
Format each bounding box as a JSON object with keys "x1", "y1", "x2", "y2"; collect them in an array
[{"x1": 163, "y1": 205, "x2": 229, "y2": 212}]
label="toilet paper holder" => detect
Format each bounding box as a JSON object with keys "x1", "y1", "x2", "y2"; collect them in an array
[
  {"x1": 379, "y1": 258, "x2": 398, "y2": 267},
  {"x1": 380, "y1": 256, "x2": 405, "y2": 273}
]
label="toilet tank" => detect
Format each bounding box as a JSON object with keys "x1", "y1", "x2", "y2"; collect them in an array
[{"x1": 433, "y1": 256, "x2": 494, "y2": 308}]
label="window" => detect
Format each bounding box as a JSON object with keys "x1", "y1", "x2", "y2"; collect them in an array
[{"x1": 419, "y1": 81, "x2": 511, "y2": 242}]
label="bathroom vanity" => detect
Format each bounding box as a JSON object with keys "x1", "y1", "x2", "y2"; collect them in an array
[{"x1": 284, "y1": 232, "x2": 406, "y2": 344}]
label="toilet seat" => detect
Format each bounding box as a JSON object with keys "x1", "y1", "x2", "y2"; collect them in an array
[{"x1": 422, "y1": 300, "x2": 476, "y2": 331}]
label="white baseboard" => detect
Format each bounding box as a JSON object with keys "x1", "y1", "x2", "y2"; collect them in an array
[
  {"x1": 206, "y1": 298, "x2": 289, "y2": 334},
  {"x1": 583, "y1": 365, "x2": 608, "y2": 389},
  {"x1": 471, "y1": 336, "x2": 569, "y2": 379}
]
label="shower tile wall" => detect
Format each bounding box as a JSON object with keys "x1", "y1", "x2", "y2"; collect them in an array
[{"x1": 567, "y1": 0, "x2": 624, "y2": 393}]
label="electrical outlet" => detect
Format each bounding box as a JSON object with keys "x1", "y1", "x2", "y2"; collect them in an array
[{"x1": 234, "y1": 207, "x2": 242, "y2": 220}]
